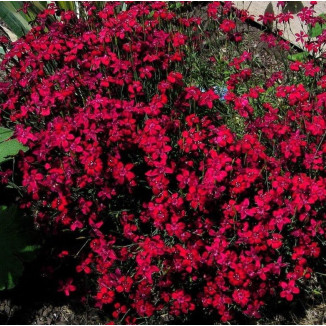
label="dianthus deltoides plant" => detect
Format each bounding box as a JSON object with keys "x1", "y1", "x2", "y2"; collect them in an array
[{"x1": 1, "y1": 0, "x2": 326, "y2": 323}]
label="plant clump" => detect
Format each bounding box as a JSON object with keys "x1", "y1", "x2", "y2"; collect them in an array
[{"x1": 1, "y1": 1, "x2": 326, "y2": 323}]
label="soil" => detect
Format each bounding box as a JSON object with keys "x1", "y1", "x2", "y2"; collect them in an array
[
  {"x1": 0, "y1": 258, "x2": 106, "y2": 325},
  {"x1": 0, "y1": 300, "x2": 100, "y2": 325}
]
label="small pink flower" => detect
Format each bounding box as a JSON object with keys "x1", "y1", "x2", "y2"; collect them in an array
[{"x1": 58, "y1": 278, "x2": 77, "y2": 296}]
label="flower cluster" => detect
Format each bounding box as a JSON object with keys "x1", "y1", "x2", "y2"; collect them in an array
[{"x1": 1, "y1": 1, "x2": 326, "y2": 323}]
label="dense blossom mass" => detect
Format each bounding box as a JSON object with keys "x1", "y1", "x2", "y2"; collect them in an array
[{"x1": 1, "y1": 1, "x2": 326, "y2": 323}]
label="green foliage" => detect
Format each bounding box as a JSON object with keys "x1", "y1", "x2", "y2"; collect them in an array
[
  {"x1": 168, "y1": 2, "x2": 183, "y2": 10},
  {"x1": 0, "y1": 2, "x2": 30, "y2": 38},
  {"x1": 0, "y1": 205, "x2": 39, "y2": 290},
  {"x1": 308, "y1": 13, "x2": 326, "y2": 38},
  {"x1": 288, "y1": 51, "x2": 309, "y2": 62},
  {"x1": 0, "y1": 127, "x2": 27, "y2": 163},
  {"x1": 0, "y1": 128, "x2": 32, "y2": 290},
  {"x1": 288, "y1": 13, "x2": 326, "y2": 63},
  {"x1": 0, "y1": 127, "x2": 13, "y2": 142},
  {"x1": 0, "y1": 1, "x2": 77, "y2": 39},
  {"x1": 0, "y1": 2, "x2": 47, "y2": 38},
  {"x1": 56, "y1": 1, "x2": 76, "y2": 12}
]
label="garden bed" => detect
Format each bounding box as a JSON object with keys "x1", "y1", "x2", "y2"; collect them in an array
[{"x1": 1, "y1": 1, "x2": 326, "y2": 325}]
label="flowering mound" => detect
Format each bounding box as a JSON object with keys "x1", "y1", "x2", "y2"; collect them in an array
[{"x1": 1, "y1": 1, "x2": 326, "y2": 323}]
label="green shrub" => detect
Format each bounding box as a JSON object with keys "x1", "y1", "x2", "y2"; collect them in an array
[{"x1": 0, "y1": 205, "x2": 39, "y2": 290}]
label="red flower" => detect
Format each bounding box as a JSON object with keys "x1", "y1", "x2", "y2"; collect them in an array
[
  {"x1": 116, "y1": 276, "x2": 133, "y2": 293},
  {"x1": 58, "y1": 278, "x2": 76, "y2": 296},
  {"x1": 96, "y1": 287, "x2": 115, "y2": 305},
  {"x1": 232, "y1": 289, "x2": 250, "y2": 307},
  {"x1": 171, "y1": 32, "x2": 187, "y2": 47},
  {"x1": 198, "y1": 89, "x2": 219, "y2": 109},
  {"x1": 228, "y1": 267, "x2": 246, "y2": 286},
  {"x1": 84, "y1": 157, "x2": 103, "y2": 176},
  {"x1": 280, "y1": 280, "x2": 300, "y2": 301},
  {"x1": 171, "y1": 290, "x2": 195, "y2": 315},
  {"x1": 219, "y1": 19, "x2": 236, "y2": 33},
  {"x1": 112, "y1": 162, "x2": 135, "y2": 185},
  {"x1": 207, "y1": 2, "x2": 220, "y2": 19},
  {"x1": 267, "y1": 233, "x2": 283, "y2": 249},
  {"x1": 51, "y1": 194, "x2": 68, "y2": 212}
]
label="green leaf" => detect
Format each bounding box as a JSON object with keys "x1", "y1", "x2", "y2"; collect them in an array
[
  {"x1": 309, "y1": 13, "x2": 326, "y2": 38},
  {"x1": 0, "y1": 2, "x2": 30, "y2": 37},
  {"x1": 147, "y1": 10, "x2": 154, "y2": 19},
  {"x1": 313, "y1": 289, "x2": 322, "y2": 295},
  {"x1": 18, "y1": 245, "x2": 40, "y2": 261},
  {"x1": 0, "y1": 127, "x2": 14, "y2": 142},
  {"x1": 121, "y1": 2, "x2": 127, "y2": 12},
  {"x1": 0, "y1": 139, "x2": 28, "y2": 163},
  {"x1": 0, "y1": 2, "x2": 48, "y2": 38},
  {"x1": 57, "y1": 1, "x2": 76, "y2": 11},
  {"x1": 0, "y1": 205, "x2": 39, "y2": 290},
  {"x1": 27, "y1": 2, "x2": 47, "y2": 14},
  {"x1": 287, "y1": 52, "x2": 309, "y2": 62}
]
